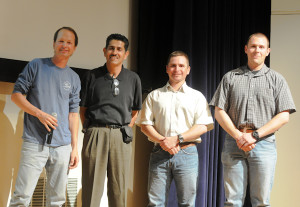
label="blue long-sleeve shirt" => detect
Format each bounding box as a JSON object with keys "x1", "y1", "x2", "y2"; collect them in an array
[{"x1": 13, "y1": 58, "x2": 81, "y2": 146}]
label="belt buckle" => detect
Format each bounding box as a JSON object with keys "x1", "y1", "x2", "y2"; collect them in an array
[
  {"x1": 242, "y1": 128, "x2": 249, "y2": 133},
  {"x1": 240, "y1": 127, "x2": 253, "y2": 133},
  {"x1": 106, "y1": 124, "x2": 120, "y2": 129}
]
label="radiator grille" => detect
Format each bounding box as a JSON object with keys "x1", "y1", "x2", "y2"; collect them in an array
[
  {"x1": 29, "y1": 177, "x2": 78, "y2": 207},
  {"x1": 30, "y1": 178, "x2": 46, "y2": 207}
]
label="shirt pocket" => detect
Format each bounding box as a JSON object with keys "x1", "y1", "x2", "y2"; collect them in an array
[{"x1": 255, "y1": 87, "x2": 275, "y2": 107}]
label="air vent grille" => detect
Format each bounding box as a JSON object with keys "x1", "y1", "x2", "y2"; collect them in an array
[{"x1": 29, "y1": 177, "x2": 78, "y2": 207}]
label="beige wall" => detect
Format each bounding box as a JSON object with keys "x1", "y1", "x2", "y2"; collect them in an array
[
  {"x1": 0, "y1": 0, "x2": 133, "y2": 69},
  {"x1": 270, "y1": 0, "x2": 300, "y2": 206},
  {"x1": 0, "y1": 83, "x2": 23, "y2": 206}
]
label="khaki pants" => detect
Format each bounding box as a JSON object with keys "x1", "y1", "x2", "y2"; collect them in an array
[{"x1": 81, "y1": 127, "x2": 132, "y2": 207}]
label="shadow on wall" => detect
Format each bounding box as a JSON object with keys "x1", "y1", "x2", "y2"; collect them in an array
[
  {"x1": 0, "y1": 97, "x2": 23, "y2": 207},
  {"x1": 130, "y1": 125, "x2": 153, "y2": 207}
]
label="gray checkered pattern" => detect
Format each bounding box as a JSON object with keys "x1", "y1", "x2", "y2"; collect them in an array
[{"x1": 209, "y1": 64, "x2": 296, "y2": 129}]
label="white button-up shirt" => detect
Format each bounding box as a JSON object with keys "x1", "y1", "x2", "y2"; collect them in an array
[{"x1": 136, "y1": 82, "x2": 214, "y2": 143}]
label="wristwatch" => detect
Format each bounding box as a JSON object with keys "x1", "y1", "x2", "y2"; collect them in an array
[
  {"x1": 252, "y1": 131, "x2": 260, "y2": 142},
  {"x1": 178, "y1": 134, "x2": 184, "y2": 143}
]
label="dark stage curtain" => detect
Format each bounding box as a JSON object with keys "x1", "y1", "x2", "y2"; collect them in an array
[{"x1": 137, "y1": 0, "x2": 271, "y2": 206}]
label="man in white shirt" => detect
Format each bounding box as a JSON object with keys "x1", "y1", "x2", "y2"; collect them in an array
[{"x1": 136, "y1": 51, "x2": 214, "y2": 207}]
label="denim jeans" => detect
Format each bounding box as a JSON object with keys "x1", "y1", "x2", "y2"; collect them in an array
[
  {"x1": 148, "y1": 145, "x2": 199, "y2": 207},
  {"x1": 9, "y1": 141, "x2": 71, "y2": 207},
  {"x1": 222, "y1": 134, "x2": 277, "y2": 207}
]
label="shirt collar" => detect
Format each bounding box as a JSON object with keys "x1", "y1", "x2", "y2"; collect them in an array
[
  {"x1": 103, "y1": 63, "x2": 125, "y2": 81},
  {"x1": 236, "y1": 64, "x2": 270, "y2": 77},
  {"x1": 165, "y1": 81, "x2": 187, "y2": 93}
]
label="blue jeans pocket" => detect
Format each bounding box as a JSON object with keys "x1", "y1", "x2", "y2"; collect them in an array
[
  {"x1": 151, "y1": 145, "x2": 163, "y2": 154},
  {"x1": 181, "y1": 146, "x2": 198, "y2": 155},
  {"x1": 262, "y1": 134, "x2": 276, "y2": 143}
]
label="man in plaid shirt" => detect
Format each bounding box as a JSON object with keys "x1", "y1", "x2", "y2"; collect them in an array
[{"x1": 210, "y1": 33, "x2": 296, "y2": 207}]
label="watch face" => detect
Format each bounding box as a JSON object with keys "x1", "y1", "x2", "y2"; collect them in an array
[
  {"x1": 178, "y1": 134, "x2": 184, "y2": 143},
  {"x1": 252, "y1": 131, "x2": 259, "y2": 140}
]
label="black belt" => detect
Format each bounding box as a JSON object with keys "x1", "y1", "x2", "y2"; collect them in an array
[{"x1": 90, "y1": 124, "x2": 123, "y2": 129}]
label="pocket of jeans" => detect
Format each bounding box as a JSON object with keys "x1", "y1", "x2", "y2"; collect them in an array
[
  {"x1": 22, "y1": 141, "x2": 37, "y2": 152},
  {"x1": 261, "y1": 135, "x2": 276, "y2": 143},
  {"x1": 151, "y1": 145, "x2": 162, "y2": 154},
  {"x1": 181, "y1": 146, "x2": 198, "y2": 155}
]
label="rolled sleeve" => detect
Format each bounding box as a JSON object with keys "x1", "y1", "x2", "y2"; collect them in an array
[
  {"x1": 136, "y1": 93, "x2": 154, "y2": 126},
  {"x1": 69, "y1": 76, "x2": 81, "y2": 113},
  {"x1": 13, "y1": 61, "x2": 37, "y2": 95},
  {"x1": 194, "y1": 95, "x2": 214, "y2": 131}
]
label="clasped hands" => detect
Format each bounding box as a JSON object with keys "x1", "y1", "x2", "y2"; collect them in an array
[
  {"x1": 160, "y1": 136, "x2": 180, "y2": 155},
  {"x1": 236, "y1": 132, "x2": 256, "y2": 152}
]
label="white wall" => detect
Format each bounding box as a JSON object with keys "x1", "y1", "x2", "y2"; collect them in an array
[
  {"x1": 0, "y1": 0, "x2": 141, "y2": 207},
  {"x1": 0, "y1": 0, "x2": 132, "y2": 69},
  {"x1": 270, "y1": 0, "x2": 300, "y2": 206}
]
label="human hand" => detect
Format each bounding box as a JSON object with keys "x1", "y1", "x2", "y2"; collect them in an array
[
  {"x1": 160, "y1": 136, "x2": 178, "y2": 151},
  {"x1": 241, "y1": 143, "x2": 256, "y2": 152},
  {"x1": 236, "y1": 133, "x2": 256, "y2": 149},
  {"x1": 37, "y1": 111, "x2": 58, "y2": 132},
  {"x1": 69, "y1": 148, "x2": 79, "y2": 169},
  {"x1": 166, "y1": 145, "x2": 180, "y2": 155}
]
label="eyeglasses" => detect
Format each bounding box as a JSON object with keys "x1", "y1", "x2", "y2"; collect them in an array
[{"x1": 112, "y1": 76, "x2": 119, "y2": 96}]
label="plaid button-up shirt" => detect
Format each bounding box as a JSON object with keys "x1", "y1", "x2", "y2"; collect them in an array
[{"x1": 209, "y1": 64, "x2": 296, "y2": 130}]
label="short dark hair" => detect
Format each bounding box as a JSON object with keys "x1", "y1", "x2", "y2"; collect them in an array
[
  {"x1": 167, "y1": 51, "x2": 189, "y2": 66},
  {"x1": 54, "y1": 26, "x2": 78, "y2": 46},
  {"x1": 105, "y1": 33, "x2": 129, "y2": 51},
  {"x1": 246, "y1": 33, "x2": 269, "y2": 48}
]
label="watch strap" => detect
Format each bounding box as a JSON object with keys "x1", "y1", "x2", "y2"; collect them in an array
[
  {"x1": 178, "y1": 134, "x2": 184, "y2": 143},
  {"x1": 252, "y1": 131, "x2": 260, "y2": 142}
]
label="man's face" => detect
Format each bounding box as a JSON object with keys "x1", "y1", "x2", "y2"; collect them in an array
[
  {"x1": 166, "y1": 56, "x2": 190, "y2": 84},
  {"x1": 53, "y1": 29, "x2": 77, "y2": 58},
  {"x1": 103, "y1": 40, "x2": 129, "y2": 66},
  {"x1": 245, "y1": 35, "x2": 270, "y2": 69}
]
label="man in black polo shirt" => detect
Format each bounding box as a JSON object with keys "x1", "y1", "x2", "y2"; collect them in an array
[{"x1": 80, "y1": 33, "x2": 142, "y2": 207}]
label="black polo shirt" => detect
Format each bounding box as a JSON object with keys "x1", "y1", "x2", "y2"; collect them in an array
[{"x1": 80, "y1": 64, "x2": 142, "y2": 125}]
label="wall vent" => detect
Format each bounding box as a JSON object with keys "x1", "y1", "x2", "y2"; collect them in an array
[
  {"x1": 29, "y1": 177, "x2": 78, "y2": 207},
  {"x1": 30, "y1": 177, "x2": 46, "y2": 207}
]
